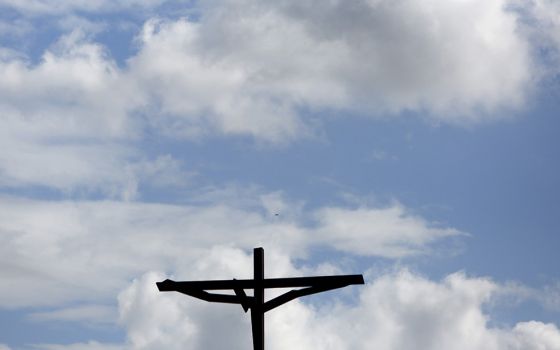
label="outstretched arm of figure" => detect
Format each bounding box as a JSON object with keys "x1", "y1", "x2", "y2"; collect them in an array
[
  {"x1": 262, "y1": 282, "x2": 351, "y2": 313},
  {"x1": 157, "y1": 279, "x2": 254, "y2": 307}
]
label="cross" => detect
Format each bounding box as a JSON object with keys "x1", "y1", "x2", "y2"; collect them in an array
[{"x1": 156, "y1": 247, "x2": 364, "y2": 350}]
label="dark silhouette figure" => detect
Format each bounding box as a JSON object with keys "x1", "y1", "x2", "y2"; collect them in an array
[{"x1": 156, "y1": 247, "x2": 364, "y2": 350}]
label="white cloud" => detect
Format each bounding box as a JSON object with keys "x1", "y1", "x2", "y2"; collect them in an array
[
  {"x1": 128, "y1": 0, "x2": 532, "y2": 140},
  {"x1": 312, "y1": 204, "x2": 461, "y2": 257},
  {"x1": 511, "y1": 321, "x2": 560, "y2": 350},
  {"x1": 32, "y1": 341, "x2": 123, "y2": 350},
  {"x1": 114, "y1": 269, "x2": 560, "y2": 350},
  {"x1": 0, "y1": 193, "x2": 554, "y2": 350},
  {"x1": 0, "y1": 344, "x2": 12, "y2": 350},
  {"x1": 0, "y1": 30, "x2": 141, "y2": 196},
  {"x1": 28, "y1": 304, "x2": 117, "y2": 325},
  {"x1": 0, "y1": 31, "x2": 133, "y2": 133},
  {"x1": 0, "y1": 0, "x2": 171, "y2": 15},
  {"x1": 0, "y1": 195, "x2": 460, "y2": 309},
  {"x1": 2, "y1": 0, "x2": 535, "y2": 156},
  {"x1": 0, "y1": 30, "x2": 190, "y2": 197},
  {"x1": 0, "y1": 0, "x2": 550, "y2": 193}
]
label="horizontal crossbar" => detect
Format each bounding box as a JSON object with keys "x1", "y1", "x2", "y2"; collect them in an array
[{"x1": 157, "y1": 274, "x2": 364, "y2": 291}]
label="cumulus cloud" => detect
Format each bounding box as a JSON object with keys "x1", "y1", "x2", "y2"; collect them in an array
[
  {"x1": 0, "y1": 31, "x2": 130, "y2": 127},
  {"x1": 0, "y1": 0, "x2": 552, "y2": 193},
  {"x1": 0, "y1": 30, "x2": 192, "y2": 197},
  {"x1": 128, "y1": 0, "x2": 532, "y2": 141},
  {"x1": 113, "y1": 269, "x2": 560, "y2": 350},
  {"x1": 511, "y1": 321, "x2": 560, "y2": 350},
  {"x1": 0, "y1": 0, "x2": 539, "y2": 151},
  {"x1": 117, "y1": 271, "x2": 252, "y2": 350},
  {"x1": 0, "y1": 30, "x2": 140, "y2": 195}
]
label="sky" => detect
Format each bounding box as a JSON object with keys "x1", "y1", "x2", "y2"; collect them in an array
[{"x1": 1, "y1": 0, "x2": 560, "y2": 349}]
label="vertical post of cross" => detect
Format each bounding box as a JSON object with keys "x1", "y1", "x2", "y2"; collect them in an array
[{"x1": 251, "y1": 247, "x2": 265, "y2": 350}]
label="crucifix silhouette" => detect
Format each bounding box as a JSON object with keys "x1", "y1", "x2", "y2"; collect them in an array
[{"x1": 156, "y1": 247, "x2": 364, "y2": 350}]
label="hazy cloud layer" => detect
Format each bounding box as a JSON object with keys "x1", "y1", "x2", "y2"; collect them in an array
[
  {"x1": 313, "y1": 205, "x2": 460, "y2": 257},
  {"x1": 0, "y1": 195, "x2": 459, "y2": 308},
  {"x1": 33, "y1": 342, "x2": 123, "y2": 350},
  {"x1": 28, "y1": 305, "x2": 117, "y2": 325}
]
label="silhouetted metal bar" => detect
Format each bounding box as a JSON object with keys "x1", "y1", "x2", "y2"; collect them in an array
[
  {"x1": 157, "y1": 274, "x2": 364, "y2": 291},
  {"x1": 252, "y1": 247, "x2": 264, "y2": 350}
]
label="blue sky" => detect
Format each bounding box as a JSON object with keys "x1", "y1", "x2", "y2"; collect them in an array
[{"x1": 1, "y1": 0, "x2": 560, "y2": 349}]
